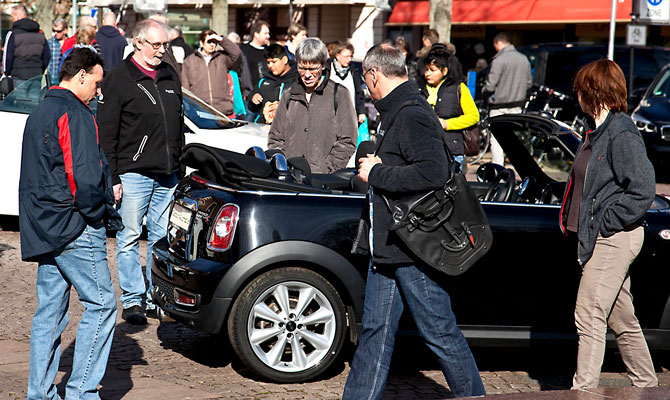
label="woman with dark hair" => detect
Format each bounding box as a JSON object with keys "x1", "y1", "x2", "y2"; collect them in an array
[
  {"x1": 181, "y1": 29, "x2": 241, "y2": 116},
  {"x1": 419, "y1": 45, "x2": 479, "y2": 171},
  {"x1": 560, "y1": 59, "x2": 658, "y2": 390}
]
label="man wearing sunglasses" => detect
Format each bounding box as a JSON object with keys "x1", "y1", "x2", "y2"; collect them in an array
[
  {"x1": 98, "y1": 19, "x2": 183, "y2": 325},
  {"x1": 46, "y1": 18, "x2": 68, "y2": 85},
  {"x1": 181, "y1": 29, "x2": 241, "y2": 116}
]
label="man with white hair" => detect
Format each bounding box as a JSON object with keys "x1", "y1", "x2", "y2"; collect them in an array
[
  {"x1": 97, "y1": 19, "x2": 183, "y2": 325},
  {"x1": 95, "y1": 11, "x2": 127, "y2": 71},
  {"x1": 2, "y1": 4, "x2": 50, "y2": 85}
]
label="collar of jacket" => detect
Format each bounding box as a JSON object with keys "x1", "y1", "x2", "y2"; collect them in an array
[
  {"x1": 493, "y1": 44, "x2": 516, "y2": 59},
  {"x1": 195, "y1": 49, "x2": 223, "y2": 60},
  {"x1": 124, "y1": 54, "x2": 174, "y2": 82},
  {"x1": 290, "y1": 65, "x2": 331, "y2": 99},
  {"x1": 375, "y1": 80, "x2": 421, "y2": 115},
  {"x1": 45, "y1": 86, "x2": 94, "y2": 112},
  {"x1": 588, "y1": 110, "x2": 615, "y2": 142}
]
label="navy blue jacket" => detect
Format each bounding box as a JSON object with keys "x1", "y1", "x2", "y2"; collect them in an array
[
  {"x1": 95, "y1": 26, "x2": 127, "y2": 72},
  {"x1": 19, "y1": 87, "x2": 122, "y2": 261}
]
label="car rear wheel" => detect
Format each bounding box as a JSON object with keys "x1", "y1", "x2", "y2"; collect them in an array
[{"x1": 227, "y1": 267, "x2": 347, "y2": 382}]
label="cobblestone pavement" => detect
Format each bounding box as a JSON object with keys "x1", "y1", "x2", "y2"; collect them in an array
[{"x1": 0, "y1": 206, "x2": 669, "y2": 400}]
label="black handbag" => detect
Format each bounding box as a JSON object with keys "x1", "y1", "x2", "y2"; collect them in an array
[
  {"x1": 377, "y1": 99, "x2": 493, "y2": 276},
  {"x1": 383, "y1": 173, "x2": 492, "y2": 275}
]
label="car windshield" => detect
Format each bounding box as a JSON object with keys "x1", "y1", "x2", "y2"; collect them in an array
[
  {"x1": 649, "y1": 68, "x2": 670, "y2": 97},
  {"x1": 0, "y1": 75, "x2": 48, "y2": 113},
  {"x1": 488, "y1": 116, "x2": 575, "y2": 183},
  {"x1": 182, "y1": 89, "x2": 242, "y2": 130}
]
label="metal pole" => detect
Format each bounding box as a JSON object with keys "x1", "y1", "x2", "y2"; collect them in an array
[
  {"x1": 72, "y1": 1, "x2": 77, "y2": 35},
  {"x1": 608, "y1": 0, "x2": 617, "y2": 60},
  {"x1": 289, "y1": 0, "x2": 293, "y2": 24}
]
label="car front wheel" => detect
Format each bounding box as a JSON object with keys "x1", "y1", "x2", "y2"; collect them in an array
[{"x1": 227, "y1": 267, "x2": 347, "y2": 382}]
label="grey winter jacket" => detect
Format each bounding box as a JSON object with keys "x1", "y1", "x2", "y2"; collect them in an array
[
  {"x1": 483, "y1": 44, "x2": 531, "y2": 106},
  {"x1": 268, "y1": 74, "x2": 357, "y2": 174},
  {"x1": 560, "y1": 112, "x2": 655, "y2": 265}
]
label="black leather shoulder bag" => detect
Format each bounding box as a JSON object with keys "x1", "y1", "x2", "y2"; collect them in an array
[{"x1": 377, "y1": 100, "x2": 493, "y2": 276}]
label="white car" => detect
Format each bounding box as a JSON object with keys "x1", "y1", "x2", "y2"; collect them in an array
[{"x1": 0, "y1": 75, "x2": 269, "y2": 216}]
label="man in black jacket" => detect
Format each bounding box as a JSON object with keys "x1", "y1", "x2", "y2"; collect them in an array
[
  {"x1": 2, "y1": 5, "x2": 50, "y2": 85},
  {"x1": 342, "y1": 44, "x2": 485, "y2": 400},
  {"x1": 21, "y1": 48, "x2": 122, "y2": 400},
  {"x1": 98, "y1": 19, "x2": 183, "y2": 325}
]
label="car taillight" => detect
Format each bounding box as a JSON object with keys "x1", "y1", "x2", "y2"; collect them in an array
[{"x1": 207, "y1": 204, "x2": 239, "y2": 252}]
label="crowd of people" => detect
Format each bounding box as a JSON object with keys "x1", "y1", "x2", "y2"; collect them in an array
[{"x1": 5, "y1": 5, "x2": 660, "y2": 400}]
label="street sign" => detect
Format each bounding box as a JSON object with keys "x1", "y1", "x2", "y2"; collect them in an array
[
  {"x1": 639, "y1": 0, "x2": 670, "y2": 24},
  {"x1": 627, "y1": 24, "x2": 647, "y2": 46}
]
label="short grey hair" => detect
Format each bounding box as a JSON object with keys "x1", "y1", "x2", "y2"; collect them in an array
[
  {"x1": 53, "y1": 18, "x2": 67, "y2": 29},
  {"x1": 363, "y1": 43, "x2": 407, "y2": 78},
  {"x1": 133, "y1": 19, "x2": 166, "y2": 50},
  {"x1": 296, "y1": 38, "x2": 328, "y2": 66}
]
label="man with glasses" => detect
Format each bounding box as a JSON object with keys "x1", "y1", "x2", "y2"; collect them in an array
[
  {"x1": 98, "y1": 19, "x2": 183, "y2": 325},
  {"x1": 46, "y1": 18, "x2": 68, "y2": 85},
  {"x1": 268, "y1": 38, "x2": 356, "y2": 173}
]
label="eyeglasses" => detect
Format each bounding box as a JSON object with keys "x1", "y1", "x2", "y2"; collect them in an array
[
  {"x1": 297, "y1": 65, "x2": 323, "y2": 74},
  {"x1": 145, "y1": 40, "x2": 169, "y2": 50},
  {"x1": 363, "y1": 68, "x2": 374, "y2": 79}
]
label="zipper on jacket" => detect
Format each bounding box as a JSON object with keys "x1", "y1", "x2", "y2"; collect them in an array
[
  {"x1": 137, "y1": 83, "x2": 157, "y2": 105},
  {"x1": 153, "y1": 79, "x2": 172, "y2": 172},
  {"x1": 133, "y1": 135, "x2": 148, "y2": 161},
  {"x1": 206, "y1": 62, "x2": 213, "y2": 106}
]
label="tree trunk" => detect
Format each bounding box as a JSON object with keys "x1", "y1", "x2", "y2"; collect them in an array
[
  {"x1": 34, "y1": 0, "x2": 56, "y2": 39},
  {"x1": 430, "y1": 0, "x2": 452, "y2": 44},
  {"x1": 212, "y1": 0, "x2": 228, "y2": 36}
]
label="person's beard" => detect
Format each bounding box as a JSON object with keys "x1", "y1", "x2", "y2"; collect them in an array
[{"x1": 144, "y1": 53, "x2": 162, "y2": 68}]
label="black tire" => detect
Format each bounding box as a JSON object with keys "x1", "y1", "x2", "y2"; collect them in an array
[{"x1": 227, "y1": 267, "x2": 347, "y2": 383}]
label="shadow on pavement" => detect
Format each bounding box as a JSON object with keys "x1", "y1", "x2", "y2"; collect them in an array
[
  {"x1": 155, "y1": 322, "x2": 232, "y2": 368},
  {"x1": 54, "y1": 322, "x2": 147, "y2": 399}
]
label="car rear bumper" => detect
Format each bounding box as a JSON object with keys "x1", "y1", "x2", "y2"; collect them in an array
[{"x1": 151, "y1": 238, "x2": 232, "y2": 334}]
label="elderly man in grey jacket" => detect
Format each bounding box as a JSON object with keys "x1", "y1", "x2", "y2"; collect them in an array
[
  {"x1": 483, "y1": 32, "x2": 532, "y2": 165},
  {"x1": 268, "y1": 38, "x2": 357, "y2": 174}
]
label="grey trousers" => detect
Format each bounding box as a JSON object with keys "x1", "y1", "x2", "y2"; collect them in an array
[
  {"x1": 488, "y1": 107, "x2": 522, "y2": 166},
  {"x1": 572, "y1": 226, "x2": 658, "y2": 389}
]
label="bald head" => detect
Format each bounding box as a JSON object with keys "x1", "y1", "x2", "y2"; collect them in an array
[
  {"x1": 11, "y1": 5, "x2": 27, "y2": 22},
  {"x1": 102, "y1": 11, "x2": 116, "y2": 27}
]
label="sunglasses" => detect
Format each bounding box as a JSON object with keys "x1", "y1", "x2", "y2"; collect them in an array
[
  {"x1": 206, "y1": 39, "x2": 219, "y2": 45},
  {"x1": 145, "y1": 40, "x2": 169, "y2": 50},
  {"x1": 53, "y1": 28, "x2": 65, "y2": 33}
]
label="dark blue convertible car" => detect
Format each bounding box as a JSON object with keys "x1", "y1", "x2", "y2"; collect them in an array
[{"x1": 151, "y1": 114, "x2": 670, "y2": 383}]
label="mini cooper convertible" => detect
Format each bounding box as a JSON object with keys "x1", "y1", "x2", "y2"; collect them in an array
[{"x1": 151, "y1": 114, "x2": 670, "y2": 383}]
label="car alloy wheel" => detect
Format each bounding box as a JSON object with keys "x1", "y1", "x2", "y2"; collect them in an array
[{"x1": 227, "y1": 267, "x2": 347, "y2": 382}]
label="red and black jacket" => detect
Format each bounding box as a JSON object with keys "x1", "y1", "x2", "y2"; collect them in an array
[{"x1": 19, "y1": 87, "x2": 122, "y2": 261}]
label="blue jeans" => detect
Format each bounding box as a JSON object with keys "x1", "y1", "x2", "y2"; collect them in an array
[
  {"x1": 116, "y1": 172, "x2": 177, "y2": 310},
  {"x1": 343, "y1": 263, "x2": 485, "y2": 399},
  {"x1": 28, "y1": 225, "x2": 117, "y2": 400}
]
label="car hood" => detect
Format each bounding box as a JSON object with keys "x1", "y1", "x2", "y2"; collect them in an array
[{"x1": 636, "y1": 97, "x2": 670, "y2": 125}]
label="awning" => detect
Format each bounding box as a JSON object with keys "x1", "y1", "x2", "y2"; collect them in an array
[{"x1": 387, "y1": 0, "x2": 634, "y2": 25}]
